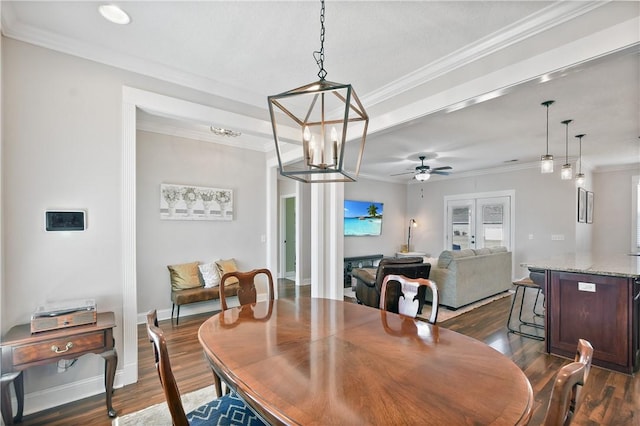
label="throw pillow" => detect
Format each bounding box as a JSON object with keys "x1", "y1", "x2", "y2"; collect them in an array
[
  {"x1": 216, "y1": 258, "x2": 239, "y2": 285},
  {"x1": 168, "y1": 262, "x2": 202, "y2": 291},
  {"x1": 199, "y1": 261, "x2": 221, "y2": 288}
]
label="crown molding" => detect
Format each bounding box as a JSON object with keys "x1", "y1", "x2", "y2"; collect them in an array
[
  {"x1": 0, "y1": 3, "x2": 264, "y2": 109},
  {"x1": 136, "y1": 118, "x2": 272, "y2": 153},
  {"x1": 594, "y1": 163, "x2": 640, "y2": 174},
  {"x1": 362, "y1": 1, "x2": 606, "y2": 108}
]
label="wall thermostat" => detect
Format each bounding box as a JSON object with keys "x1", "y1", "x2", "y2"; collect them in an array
[{"x1": 45, "y1": 210, "x2": 86, "y2": 232}]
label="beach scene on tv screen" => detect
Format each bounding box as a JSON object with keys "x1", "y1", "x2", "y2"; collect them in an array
[{"x1": 344, "y1": 200, "x2": 383, "y2": 236}]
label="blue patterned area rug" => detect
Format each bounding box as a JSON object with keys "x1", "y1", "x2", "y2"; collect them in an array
[{"x1": 113, "y1": 386, "x2": 213, "y2": 425}]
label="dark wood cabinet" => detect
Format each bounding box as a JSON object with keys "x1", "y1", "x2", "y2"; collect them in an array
[
  {"x1": 547, "y1": 272, "x2": 639, "y2": 374},
  {"x1": 0, "y1": 312, "x2": 118, "y2": 424}
]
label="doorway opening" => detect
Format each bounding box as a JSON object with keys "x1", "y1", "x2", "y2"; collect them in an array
[{"x1": 280, "y1": 194, "x2": 296, "y2": 280}]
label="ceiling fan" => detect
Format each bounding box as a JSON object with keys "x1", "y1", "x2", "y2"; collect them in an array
[{"x1": 391, "y1": 155, "x2": 452, "y2": 181}]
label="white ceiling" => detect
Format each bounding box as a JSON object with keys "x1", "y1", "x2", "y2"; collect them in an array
[{"x1": 3, "y1": 1, "x2": 639, "y2": 183}]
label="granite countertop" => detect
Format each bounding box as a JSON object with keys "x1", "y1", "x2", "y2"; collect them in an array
[{"x1": 521, "y1": 252, "x2": 640, "y2": 278}]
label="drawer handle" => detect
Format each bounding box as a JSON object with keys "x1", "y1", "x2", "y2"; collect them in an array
[{"x1": 51, "y1": 342, "x2": 74, "y2": 354}]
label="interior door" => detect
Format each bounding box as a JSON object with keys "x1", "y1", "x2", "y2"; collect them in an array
[{"x1": 285, "y1": 197, "x2": 296, "y2": 278}]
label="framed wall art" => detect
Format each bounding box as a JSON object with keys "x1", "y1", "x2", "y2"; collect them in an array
[
  {"x1": 586, "y1": 191, "x2": 594, "y2": 224},
  {"x1": 577, "y1": 187, "x2": 586, "y2": 223},
  {"x1": 160, "y1": 183, "x2": 233, "y2": 221}
]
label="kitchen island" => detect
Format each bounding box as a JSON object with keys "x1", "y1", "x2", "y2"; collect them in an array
[{"x1": 523, "y1": 253, "x2": 640, "y2": 374}]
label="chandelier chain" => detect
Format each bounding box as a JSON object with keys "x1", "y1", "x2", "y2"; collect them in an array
[{"x1": 313, "y1": 0, "x2": 327, "y2": 80}]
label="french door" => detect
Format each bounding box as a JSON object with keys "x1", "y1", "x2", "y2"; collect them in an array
[{"x1": 445, "y1": 193, "x2": 513, "y2": 251}]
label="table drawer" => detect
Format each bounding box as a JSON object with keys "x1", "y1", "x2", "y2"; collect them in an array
[{"x1": 12, "y1": 331, "x2": 106, "y2": 366}]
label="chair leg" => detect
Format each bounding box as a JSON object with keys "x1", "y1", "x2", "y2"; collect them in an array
[
  {"x1": 516, "y1": 287, "x2": 544, "y2": 329},
  {"x1": 176, "y1": 305, "x2": 180, "y2": 325},
  {"x1": 171, "y1": 304, "x2": 175, "y2": 321},
  {"x1": 507, "y1": 285, "x2": 544, "y2": 341},
  {"x1": 533, "y1": 290, "x2": 545, "y2": 317}
]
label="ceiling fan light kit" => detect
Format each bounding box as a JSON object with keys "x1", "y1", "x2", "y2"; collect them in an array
[
  {"x1": 540, "y1": 100, "x2": 555, "y2": 174},
  {"x1": 268, "y1": 0, "x2": 368, "y2": 183},
  {"x1": 415, "y1": 172, "x2": 430, "y2": 182},
  {"x1": 391, "y1": 155, "x2": 452, "y2": 182}
]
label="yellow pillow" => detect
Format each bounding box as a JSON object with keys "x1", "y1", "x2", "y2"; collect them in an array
[
  {"x1": 216, "y1": 258, "x2": 239, "y2": 285},
  {"x1": 168, "y1": 262, "x2": 202, "y2": 291}
]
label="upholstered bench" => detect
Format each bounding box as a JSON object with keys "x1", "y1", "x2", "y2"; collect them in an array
[
  {"x1": 171, "y1": 283, "x2": 239, "y2": 325},
  {"x1": 168, "y1": 258, "x2": 241, "y2": 324}
]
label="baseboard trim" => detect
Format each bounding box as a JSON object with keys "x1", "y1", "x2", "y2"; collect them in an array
[{"x1": 11, "y1": 370, "x2": 125, "y2": 417}]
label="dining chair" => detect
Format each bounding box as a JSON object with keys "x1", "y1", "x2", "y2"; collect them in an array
[
  {"x1": 542, "y1": 339, "x2": 594, "y2": 426},
  {"x1": 219, "y1": 268, "x2": 275, "y2": 310},
  {"x1": 145, "y1": 310, "x2": 266, "y2": 426},
  {"x1": 380, "y1": 274, "x2": 439, "y2": 324}
]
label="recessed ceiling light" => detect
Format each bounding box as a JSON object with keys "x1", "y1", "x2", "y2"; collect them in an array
[{"x1": 99, "y1": 4, "x2": 131, "y2": 25}]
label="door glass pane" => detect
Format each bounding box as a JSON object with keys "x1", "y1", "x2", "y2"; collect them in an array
[
  {"x1": 481, "y1": 204, "x2": 504, "y2": 248},
  {"x1": 452, "y1": 207, "x2": 471, "y2": 250}
]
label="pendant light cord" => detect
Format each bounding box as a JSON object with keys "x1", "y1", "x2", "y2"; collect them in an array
[
  {"x1": 541, "y1": 100, "x2": 554, "y2": 156},
  {"x1": 313, "y1": 0, "x2": 327, "y2": 80}
]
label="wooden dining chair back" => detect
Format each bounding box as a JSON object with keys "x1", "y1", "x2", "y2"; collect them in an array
[
  {"x1": 145, "y1": 310, "x2": 267, "y2": 426},
  {"x1": 146, "y1": 309, "x2": 189, "y2": 426},
  {"x1": 380, "y1": 274, "x2": 439, "y2": 324},
  {"x1": 543, "y1": 338, "x2": 594, "y2": 426},
  {"x1": 220, "y1": 268, "x2": 274, "y2": 310}
]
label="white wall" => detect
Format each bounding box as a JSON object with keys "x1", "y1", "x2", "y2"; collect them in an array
[
  {"x1": 593, "y1": 166, "x2": 640, "y2": 254},
  {"x1": 136, "y1": 130, "x2": 267, "y2": 317},
  {"x1": 407, "y1": 166, "x2": 582, "y2": 278},
  {"x1": 1, "y1": 37, "x2": 268, "y2": 415},
  {"x1": 344, "y1": 178, "x2": 408, "y2": 258},
  {"x1": 3, "y1": 38, "x2": 125, "y2": 402}
]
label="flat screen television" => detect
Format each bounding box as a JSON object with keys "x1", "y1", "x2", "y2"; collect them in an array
[{"x1": 344, "y1": 199, "x2": 383, "y2": 236}]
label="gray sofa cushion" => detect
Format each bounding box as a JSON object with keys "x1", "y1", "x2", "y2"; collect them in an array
[{"x1": 437, "y1": 249, "x2": 475, "y2": 268}]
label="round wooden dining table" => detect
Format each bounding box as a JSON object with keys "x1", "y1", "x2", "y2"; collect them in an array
[{"x1": 198, "y1": 297, "x2": 533, "y2": 425}]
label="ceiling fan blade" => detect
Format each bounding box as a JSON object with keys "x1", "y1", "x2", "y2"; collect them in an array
[
  {"x1": 390, "y1": 171, "x2": 415, "y2": 176},
  {"x1": 431, "y1": 170, "x2": 451, "y2": 175},
  {"x1": 432, "y1": 166, "x2": 453, "y2": 171}
]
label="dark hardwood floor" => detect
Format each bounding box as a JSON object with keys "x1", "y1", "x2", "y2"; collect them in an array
[{"x1": 15, "y1": 280, "x2": 639, "y2": 425}]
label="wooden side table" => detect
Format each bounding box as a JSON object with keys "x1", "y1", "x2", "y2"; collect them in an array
[{"x1": 0, "y1": 311, "x2": 117, "y2": 424}]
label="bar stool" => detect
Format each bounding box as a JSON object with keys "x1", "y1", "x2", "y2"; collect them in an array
[{"x1": 507, "y1": 277, "x2": 544, "y2": 341}]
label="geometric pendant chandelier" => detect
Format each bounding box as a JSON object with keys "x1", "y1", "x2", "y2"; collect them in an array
[{"x1": 268, "y1": 0, "x2": 369, "y2": 183}]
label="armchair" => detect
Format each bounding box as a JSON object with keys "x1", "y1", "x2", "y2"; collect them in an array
[{"x1": 352, "y1": 257, "x2": 431, "y2": 313}]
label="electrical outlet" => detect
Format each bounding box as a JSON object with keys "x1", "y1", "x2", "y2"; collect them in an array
[
  {"x1": 528, "y1": 234, "x2": 534, "y2": 240},
  {"x1": 578, "y1": 282, "x2": 596, "y2": 292}
]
